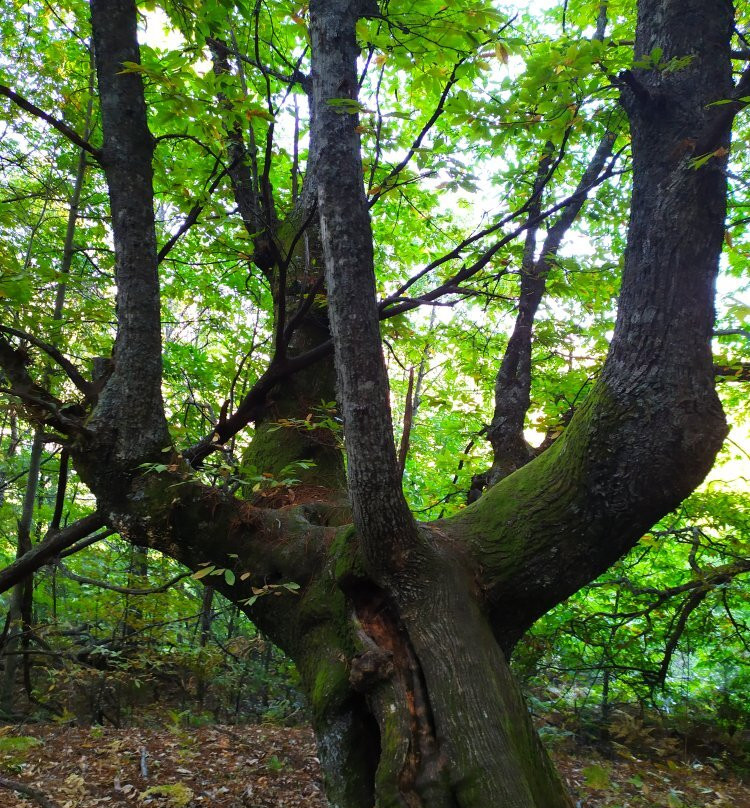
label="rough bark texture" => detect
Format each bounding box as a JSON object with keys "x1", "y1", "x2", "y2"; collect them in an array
[
  {"x1": 309, "y1": 2, "x2": 575, "y2": 805},
  {"x1": 88, "y1": 0, "x2": 170, "y2": 466},
  {"x1": 310, "y1": 0, "x2": 418, "y2": 570},
  {"x1": 447, "y1": 0, "x2": 731, "y2": 652}
]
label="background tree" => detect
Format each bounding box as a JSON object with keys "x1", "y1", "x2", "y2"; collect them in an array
[{"x1": 0, "y1": 0, "x2": 749, "y2": 806}]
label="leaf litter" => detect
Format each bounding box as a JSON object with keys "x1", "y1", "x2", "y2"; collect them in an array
[{"x1": 0, "y1": 723, "x2": 748, "y2": 808}]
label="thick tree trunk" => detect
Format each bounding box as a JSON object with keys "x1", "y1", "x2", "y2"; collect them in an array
[
  {"x1": 308, "y1": 1, "x2": 575, "y2": 805},
  {"x1": 275, "y1": 525, "x2": 572, "y2": 808}
]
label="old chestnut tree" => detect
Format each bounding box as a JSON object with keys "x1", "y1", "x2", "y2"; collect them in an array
[{"x1": 1, "y1": 0, "x2": 749, "y2": 805}]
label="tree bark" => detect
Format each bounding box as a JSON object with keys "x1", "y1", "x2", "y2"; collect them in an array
[
  {"x1": 88, "y1": 0, "x2": 170, "y2": 467},
  {"x1": 445, "y1": 0, "x2": 732, "y2": 653},
  {"x1": 309, "y1": 2, "x2": 574, "y2": 805},
  {"x1": 1, "y1": 430, "x2": 42, "y2": 714}
]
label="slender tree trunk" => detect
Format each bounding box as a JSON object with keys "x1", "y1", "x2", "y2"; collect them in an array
[
  {"x1": 1, "y1": 430, "x2": 42, "y2": 713},
  {"x1": 0, "y1": 77, "x2": 95, "y2": 712},
  {"x1": 196, "y1": 586, "x2": 214, "y2": 707}
]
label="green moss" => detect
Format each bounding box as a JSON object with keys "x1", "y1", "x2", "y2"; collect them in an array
[
  {"x1": 329, "y1": 525, "x2": 366, "y2": 583},
  {"x1": 139, "y1": 783, "x2": 194, "y2": 807},
  {"x1": 310, "y1": 653, "x2": 351, "y2": 715},
  {"x1": 294, "y1": 562, "x2": 356, "y2": 723},
  {"x1": 447, "y1": 380, "x2": 624, "y2": 570}
]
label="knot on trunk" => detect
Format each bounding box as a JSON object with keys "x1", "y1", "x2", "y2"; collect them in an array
[{"x1": 349, "y1": 647, "x2": 394, "y2": 692}]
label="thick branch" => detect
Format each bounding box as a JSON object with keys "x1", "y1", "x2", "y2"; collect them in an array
[
  {"x1": 693, "y1": 63, "x2": 750, "y2": 157},
  {"x1": 653, "y1": 589, "x2": 709, "y2": 687},
  {"x1": 88, "y1": 0, "x2": 170, "y2": 464},
  {"x1": 485, "y1": 131, "x2": 617, "y2": 486},
  {"x1": 310, "y1": 0, "x2": 418, "y2": 571},
  {"x1": 443, "y1": 0, "x2": 733, "y2": 652},
  {"x1": 0, "y1": 513, "x2": 107, "y2": 594},
  {"x1": 208, "y1": 38, "x2": 269, "y2": 273},
  {"x1": 0, "y1": 776, "x2": 61, "y2": 808},
  {"x1": 0, "y1": 335, "x2": 82, "y2": 434}
]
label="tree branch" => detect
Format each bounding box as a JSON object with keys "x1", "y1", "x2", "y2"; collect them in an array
[
  {"x1": 205, "y1": 37, "x2": 311, "y2": 92},
  {"x1": 0, "y1": 335, "x2": 83, "y2": 434},
  {"x1": 653, "y1": 588, "x2": 710, "y2": 687},
  {"x1": 484, "y1": 130, "x2": 617, "y2": 486},
  {"x1": 310, "y1": 0, "x2": 418, "y2": 568},
  {"x1": 0, "y1": 325, "x2": 95, "y2": 399},
  {"x1": 0, "y1": 513, "x2": 107, "y2": 594},
  {"x1": 0, "y1": 776, "x2": 61, "y2": 808},
  {"x1": 56, "y1": 563, "x2": 191, "y2": 595},
  {"x1": 693, "y1": 63, "x2": 750, "y2": 157},
  {"x1": 381, "y1": 150, "x2": 625, "y2": 319},
  {"x1": 0, "y1": 83, "x2": 102, "y2": 161},
  {"x1": 88, "y1": 0, "x2": 170, "y2": 463},
  {"x1": 157, "y1": 160, "x2": 234, "y2": 263},
  {"x1": 368, "y1": 56, "x2": 468, "y2": 208},
  {"x1": 442, "y1": 0, "x2": 732, "y2": 652}
]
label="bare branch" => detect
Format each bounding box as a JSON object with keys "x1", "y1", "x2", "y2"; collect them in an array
[
  {"x1": 205, "y1": 37, "x2": 311, "y2": 92},
  {"x1": 56, "y1": 563, "x2": 191, "y2": 595},
  {"x1": 0, "y1": 776, "x2": 61, "y2": 808},
  {"x1": 714, "y1": 327, "x2": 750, "y2": 337},
  {"x1": 0, "y1": 83, "x2": 102, "y2": 160},
  {"x1": 368, "y1": 56, "x2": 468, "y2": 208},
  {"x1": 157, "y1": 160, "x2": 234, "y2": 263}
]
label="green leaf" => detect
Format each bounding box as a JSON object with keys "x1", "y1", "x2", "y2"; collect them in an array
[{"x1": 191, "y1": 566, "x2": 215, "y2": 580}]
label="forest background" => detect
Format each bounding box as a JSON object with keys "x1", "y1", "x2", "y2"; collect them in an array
[{"x1": 0, "y1": 0, "x2": 749, "y2": 805}]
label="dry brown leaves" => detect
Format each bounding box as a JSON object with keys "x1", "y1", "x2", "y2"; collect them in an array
[{"x1": 0, "y1": 723, "x2": 748, "y2": 808}]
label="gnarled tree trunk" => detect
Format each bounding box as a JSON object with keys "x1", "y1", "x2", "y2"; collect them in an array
[{"x1": 0, "y1": 0, "x2": 740, "y2": 805}]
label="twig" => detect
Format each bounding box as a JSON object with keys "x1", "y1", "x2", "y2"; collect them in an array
[
  {"x1": 157, "y1": 160, "x2": 235, "y2": 263},
  {"x1": 56, "y1": 564, "x2": 190, "y2": 595},
  {"x1": 0, "y1": 775, "x2": 62, "y2": 808}
]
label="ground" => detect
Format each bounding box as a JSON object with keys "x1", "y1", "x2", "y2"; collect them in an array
[{"x1": 0, "y1": 723, "x2": 748, "y2": 808}]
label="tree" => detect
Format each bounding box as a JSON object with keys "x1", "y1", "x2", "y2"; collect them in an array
[{"x1": 0, "y1": 0, "x2": 748, "y2": 805}]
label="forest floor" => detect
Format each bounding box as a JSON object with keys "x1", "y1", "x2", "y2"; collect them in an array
[{"x1": 0, "y1": 722, "x2": 748, "y2": 808}]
